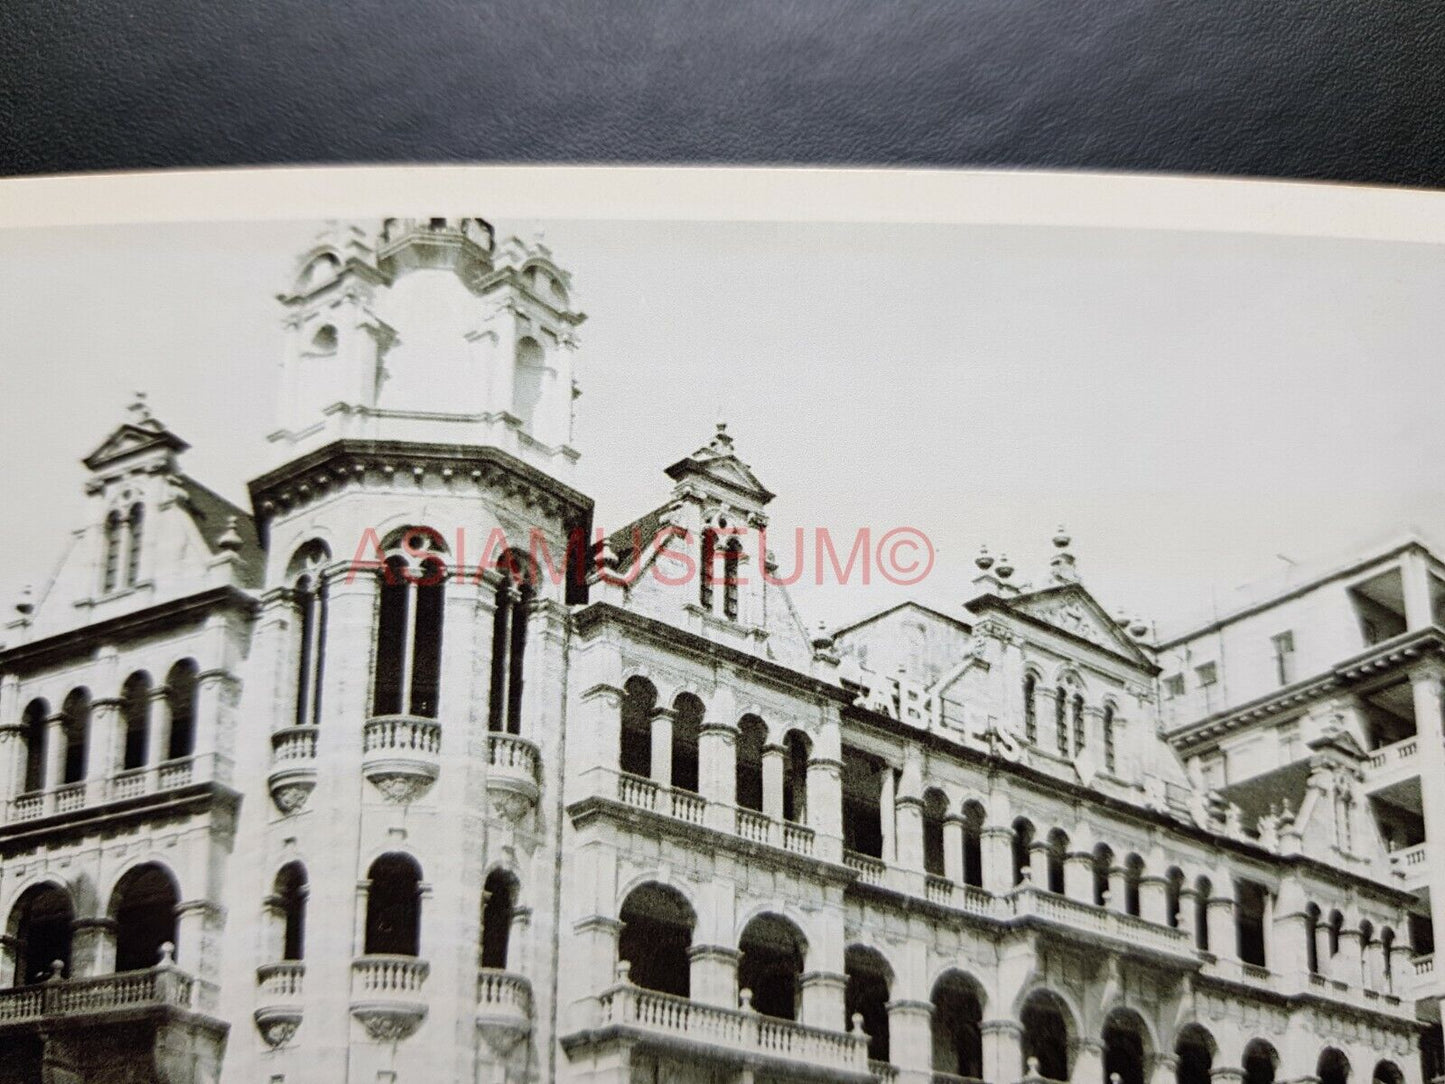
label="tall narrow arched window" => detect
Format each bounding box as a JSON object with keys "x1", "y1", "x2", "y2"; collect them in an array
[
  {"x1": 961, "y1": 802, "x2": 985, "y2": 888},
  {"x1": 164, "y1": 660, "x2": 198, "y2": 761},
  {"x1": 722, "y1": 539, "x2": 742, "y2": 621},
  {"x1": 782, "y1": 730, "x2": 810, "y2": 823},
  {"x1": 8, "y1": 882, "x2": 74, "y2": 985},
  {"x1": 514, "y1": 336, "x2": 546, "y2": 431},
  {"x1": 1382, "y1": 926, "x2": 1396, "y2": 992},
  {"x1": 1123, "y1": 854, "x2": 1144, "y2": 917},
  {"x1": 1195, "y1": 877, "x2": 1212, "y2": 951},
  {"x1": 1045, "y1": 829, "x2": 1068, "y2": 895},
  {"x1": 671, "y1": 694, "x2": 704, "y2": 794},
  {"x1": 1102, "y1": 704, "x2": 1117, "y2": 774},
  {"x1": 121, "y1": 673, "x2": 152, "y2": 771},
  {"x1": 273, "y1": 863, "x2": 308, "y2": 961},
  {"x1": 736, "y1": 715, "x2": 766, "y2": 812},
  {"x1": 1054, "y1": 686, "x2": 1068, "y2": 755},
  {"x1": 102, "y1": 510, "x2": 123, "y2": 593},
  {"x1": 699, "y1": 528, "x2": 717, "y2": 611},
  {"x1": 844, "y1": 946, "x2": 892, "y2": 1063},
  {"x1": 922, "y1": 789, "x2": 948, "y2": 877},
  {"x1": 20, "y1": 699, "x2": 49, "y2": 794},
  {"x1": 488, "y1": 551, "x2": 534, "y2": 734},
  {"x1": 1305, "y1": 904, "x2": 1321, "y2": 974},
  {"x1": 1092, "y1": 845, "x2": 1114, "y2": 907},
  {"x1": 371, "y1": 530, "x2": 447, "y2": 720},
  {"x1": 125, "y1": 503, "x2": 144, "y2": 587},
  {"x1": 1071, "y1": 693, "x2": 1085, "y2": 752},
  {"x1": 621, "y1": 883, "x2": 697, "y2": 998},
  {"x1": 1023, "y1": 674, "x2": 1037, "y2": 744},
  {"x1": 289, "y1": 542, "x2": 330, "y2": 728},
  {"x1": 111, "y1": 862, "x2": 180, "y2": 971},
  {"x1": 1165, "y1": 868, "x2": 1185, "y2": 929},
  {"x1": 1012, "y1": 818, "x2": 1035, "y2": 885},
  {"x1": 60, "y1": 689, "x2": 90, "y2": 785},
  {"x1": 481, "y1": 869, "x2": 518, "y2": 970},
  {"x1": 1328, "y1": 909, "x2": 1344, "y2": 960},
  {"x1": 364, "y1": 853, "x2": 423, "y2": 957},
  {"x1": 619, "y1": 677, "x2": 657, "y2": 777}
]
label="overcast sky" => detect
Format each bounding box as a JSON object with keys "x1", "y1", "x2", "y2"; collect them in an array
[{"x1": 2, "y1": 216, "x2": 1443, "y2": 636}]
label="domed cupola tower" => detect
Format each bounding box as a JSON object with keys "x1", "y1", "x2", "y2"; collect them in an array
[{"x1": 272, "y1": 217, "x2": 585, "y2": 482}]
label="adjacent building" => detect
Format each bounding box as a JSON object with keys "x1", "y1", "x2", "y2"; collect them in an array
[{"x1": 0, "y1": 218, "x2": 1428, "y2": 1084}]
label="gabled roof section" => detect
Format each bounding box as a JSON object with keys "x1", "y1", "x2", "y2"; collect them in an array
[
  {"x1": 831, "y1": 599, "x2": 972, "y2": 640},
  {"x1": 175, "y1": 475, "x2": 265, "y2": 587},
  {"x1": 664, "y1": 422, "x2": 774, "y2": 505},
  {"x1": 972, "y1": 581, "x2": 1155, "y2": 670},
  {"x1": 83, "y1": 394, "x2": 189, "y2": 472}
]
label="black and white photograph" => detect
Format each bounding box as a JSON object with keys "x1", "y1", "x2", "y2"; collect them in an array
[{"x1": 0, "y1": 167, "x2": 1442, "y2": 1084}]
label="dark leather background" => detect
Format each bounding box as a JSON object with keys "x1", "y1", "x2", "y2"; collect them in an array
[{"x1": 3, "y1": 0, "x2": 1444, "y2": 185}]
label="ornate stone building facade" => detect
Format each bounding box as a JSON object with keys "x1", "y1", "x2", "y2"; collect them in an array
[{"x1": 0, "y1": 218, "x2": 1426, "y2": 1084}]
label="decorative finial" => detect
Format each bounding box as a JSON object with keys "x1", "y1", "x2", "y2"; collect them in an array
[
  {"x1": 217, "y1": 516, "x2": 243, "y2": 552},
  {"x1": 995, "y1": 553, "x2": 1014, "y2": 579},
  {"x1": 1050, "y1": 524, "x2": 1079, "y2": 584},
  {"x1": 128, "y1": 390, "x2": 153, "y2": 424},
  {"x1": 710, "y1": 418, "x2": 734, "y2": 453},
  {"x1": 1053, "y1": 524, "x2": 1071, "y2": 550},
  {"x1": 15, "y1": 584, "x2": 33, "y2": 616},
  {"x1": 975, "y1": 545, "x2": 995, "y2": 571}
]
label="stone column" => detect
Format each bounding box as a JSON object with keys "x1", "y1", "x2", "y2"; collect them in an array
[
  {"x1": 0, "y1": 674, "x2": 19, "y2": 803},
  {"x1": 1335, "y1": 926, "x2": 1363, "y2": 986},
  {"x1": 807, "y1": 753, "x2": 844, "y2": 862},
  {"x1": 145, "y1": 688, "x2": 171, "y2": 784},
  {"x1": 1272, "y1": 908, "x2": 1310, "y2": 984},
  {"x1": 982, "y1": 826, "x2": 1015, "y2": 894},
  {"x1": 0, "y1": 935, "x2": 15, "y2": 984},
  {"x1": 1210, "y1": 1068, "x2": 1246, "y2": 1084},
  {"x1": 1107, "y1": 866, "x2": 1128, "y2": 912},
  {"x1": 175, "y1": 899, "x2": 221, "y2": 974},
  {"x1": 1207, "y1": 894, "x2": 1237, "y2": 961},
  {"x1": 571, "y1": 915, "x2": 624, "y2": 1029},
  {"x1": 886, "y1": 999, "x2": 934, "y2": 1074},
  {"x1": 800, "y1": 970, "x2": 848, "y2": 1030},
  {"x1": 1149, "y1": 1054, "x2": 1180, "y2": 1084},
  {"x1": 879, "y1": 765, "x2": 897, "y2": 863},
  {"x1": 1389, "y1": 940, "x2": 1413, "y2": 996},
  {"x1": 577, "y1": 683, "x2": 623, "y2": 792},
  {"x1": 1063, "y1": 851, "x2": 1093, "y2": 903},
  {"x1": 1314, "y1": 922, "x2": 1332, "y2": 979},
  {"x1": 689, "y1": 945, "x2": 741, "y2": 1008},
  {"x1": 70, "y1": 917, "x2": 117, "y2": 978},
  {"x1": 943, "y1": 814, "x2": 965, "y2": 884},
  {"x1": 649, "y1": 707, "x2": 675, "y2": 788},
  {"x1": 700, "y1": 721, "x2": 738, "y2": 833},
  {"x1": 761, "y1": 743, "x2": 786, "y2": 820},
  {"x1": 895, "y1": 794, "x2": 925, "y2": 872},
  {"x1": 1071, "y1": 1037, "x2": 1104, "y2": 1084},
  {"x1": 1139, "y1": 876, "x2": 1168, "y2": 925},
  {"x1": 85, "y1": 698, "x2": 121, "y2": 800},
  {"x1": 43, "y1": 711, "x2": 67, "y2": 795},
  {"x1": 980, "y1": 1019, "x2": 1023, "y2": 1083},
  {"x1": 1363, "y1": 936, "x2": 1385, "y2": 991}
]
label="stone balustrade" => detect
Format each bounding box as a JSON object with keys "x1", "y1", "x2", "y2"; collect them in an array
[{"x1": 0, "y1": 965, "x2": 193, "y2": 1023}]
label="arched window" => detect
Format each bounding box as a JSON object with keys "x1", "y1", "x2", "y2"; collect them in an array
[
  {"x1": 1102, "y1": 703, "x2": 1117, "y2": 773},
  {"x1": 102, "y1": 510, "x2": 123, "y2": 593},
  {"x1": 1317, "y1": 1048, "x2": 1351, "y2": 1084},
  {"x1": 1328, "y1": 909, "x2": 1344, "y2": 960},
  {"x1": 1071, "y1": 693, "x2": 1085, "y2": 752},
  {"x1": 372, "y1": 530, "x2": 447, "y2": 720},
  {"x1": 1019, "y1": 988, "x2": 1073, "y2": 1081},
  {"x1": 364, "y1": 853, "x2": 423, "y2": 957},
  {"x1": 1175, "y1": 1025, "x2": 1215, "y2": 1084},
  {"x1": 922, "y1": 789, "x2": 948, "y2": 876},
  {"x1": 1373, "y1": 1060, "x2": 1404, "y2": 1084},
  {"x1": 1123, "y1": 854, "x2": 1144, "y2": 917},
  {"x1": 111, "y1": 863, "x2": 180, "y2": 971},
  {"x1": 782, "y1": 729, "x2": 810, "y2": 823},
  {"x1": 1054, "y1": 686, "x2": 1068, "y2": 755},
  {"x1": 1243, "y1": 1040, "x2": 1278, "y2": 1084},
  {"x1": 272, "y1": 862, "x2": 308, "y2": 961},
  {"x1": 671, "y1": 694, "x2": 704, "y2": 794},
  {"x1": 514, "y1": 336, "x2": 546, "y2": 431},
  {"x1": 310, "y1": 323, "x2": 338, "y2": 353},
  {"x1": 1195, "y1": 876, "x2": 1212, "y2": 951},
  {"x1": 1381, "y1": 926, "x2": 1396, "y2": 991},
  {"x1": 930, "y1": 970, "x2": 983, "y2": 1078},
  {"x1": 619, "y1": 883, "x2": 695, "y2": 997},
  {"x1": 1012, "y1": 818, "x2": 1035, "y2": 886},
  {"x1": 60, "y1": 689, "x2": 90, "y2": 784},
  {"x1": 1165, "y1": 867, "x2": 1185, "y2": 929},
  {"x1": 487, "y1": 550, "x2": 534, "y2": 734},
  {"x1": 736, "y1": 715, "x2": 766, "y2": 812},
  {"x1": 1045, "y1": 829, "x2": 1068, "y2": 895},
  {"x1": 1305, "y1": 904, "x2": 1321, "y2": 974},
  {"x1": 845, "y1": 945, "x2": 892, "y2": 1063},
  {"x1": 125, "y1": 503, "x2": 144, "y2": 587},
  {"x1": 121, "y1": 672, "x2": 152, "y2": 771},
  {"x1": 619, "y1": 677, "x2": 657, "y2": 777},
  {"x1": 699, "y1": 528, "x2": 717, "y2": 611},
  {"x1": 1102, "y1": 1008, "x2": 1150, "y2": 1084},
  {"x1": 1092, "y1": 845, "x2": 1114, "y2": 908},
  {"x1": 722, "y1": 539, "x2": 742, "y2": 621},
  {"x1": 1023, "y1": 674, "x2": 1037, "y2": 744},
  {"x1": 962, "y1": 801, "x2": 985, "y2": 888},
  {"x1": 738, "y1": 913, "x2": 805, "y2": 1020},
  {"x1": 1358, "y1": 920, "x2": 1374, "y2": 987},
  {"x1": 20, "y1": 699, "x2": 49, "y2": 794},
  {"x1": 481, "y1": 869, "x2": 518, "y2": 970},
  {"x1": 289, "y1": 541, "x2": 330, "y2": 728},
  {"x1": 164, "y1": 659, "x2": 198, "y2": 761},
  {"x1": 7, "y1": 883, "x2": 74, "y2": 985}
]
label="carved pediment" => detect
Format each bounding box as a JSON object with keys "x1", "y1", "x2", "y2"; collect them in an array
[
  {"x1": 84, "y1": 422, "x2": 188, "y2": 471},
  {"x1": 1010, "y1": 585, "x2": 1151, "y2": 667}
]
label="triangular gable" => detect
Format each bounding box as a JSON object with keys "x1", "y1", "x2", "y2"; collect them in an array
[
  {"x1": 664, "y1": 423, "x2": 775, "y2": 505},
  {"x1": 83, "y1": 422, "x2": 188, "y2": 471},
  {"x1": 1002, "y1": 583, "x2": 1154, "y2": 668}
]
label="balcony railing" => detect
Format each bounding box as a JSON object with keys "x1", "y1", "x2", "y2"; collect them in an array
[
  {"x1": 271, "y1": 726, "x2": 318, "y2": 764},
  {"x1": 256, "y1": 961, "x2": 305, "y2": 1000},
  {"x1": 782, "y1": 822, "x2": 815, "y2": 856},
  {"x1": 362, "y1": 716, "x2": 442, "y2": 803},
  {"x1": 1009, "y1": 885, "x2": 1195, "y2": 959},
  {"x1": 0, "y1": 965, "x2": 193, "y2": 1024},
  {"x1": 844, "y1": 850, "x2": 887, "y2": 887},
  {"x1": 352, "y1": 955, "x2": 429, "y2": 995},
  {"x1": 487, "y1": 733, "x2": 541, "y2": 783},
  {"x1": 595, "y1": 981, "x2": 869, "y2": 1077},
  {"x1": 350, "y1": 955, "x2": 430, "y2": 1041},
  {"x1": 736, "y1": 807, "x2": 771, "y2": 843},
  {"x1": 3, "y1": 755, "x2": 221, "y2": 826},
  {"x1": 476, "y1": 968, "x2": 532, "y2": 1025},
  {"x1": 1368, "y1": 736, "x2": 1419, "y2": 771},
  {"x1": 616, "y1": 773, "x2": 708, "y2": 825}
]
